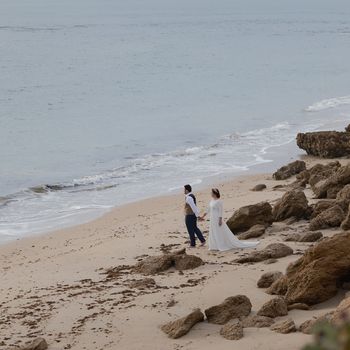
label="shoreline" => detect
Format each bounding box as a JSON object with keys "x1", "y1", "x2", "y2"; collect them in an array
[{"x1": 2, "y1": 153, "x2": 347, "y2": 349}]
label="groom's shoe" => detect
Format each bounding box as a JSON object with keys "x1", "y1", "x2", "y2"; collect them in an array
[
  {"x1": 188, "y1": 245, "x2": 196, "y2": 249},
  {"x1": 199, "y1": 241, "x2": 206, "y2": 247}
]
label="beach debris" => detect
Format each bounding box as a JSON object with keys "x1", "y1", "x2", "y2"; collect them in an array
[
  {"x1": 240, "y1": 315, "x2": 274, "y2": 328},
  {"x1": 309, "y1": 204, "x2": 345, "y2": 231},
  {"x1": 272, "y1": 190, "x2": 309, "y2": 221},
  {"x1": 257, "y1": 271, "x2": 283, "y2": 288},
  {"x1": 297, "y1": 128, "x2": 350, "y2": 158},
  {"x1": 219, "y1": 321, "x2": 244, "y2": 340},
  {"x1": 134, "y1": 248, "x2": 203, "y2": 275},
  {"x1": 239, "y1": 224, "x2": 266, "y2": 239},
  {"x1": 235, "y1": 243, "x2": 293, "y2": 264},
  {"x1": 274, "y1": 232, "x2": 350, "y2": 305},
  {"x1": 19, "y1": 338, "x2": 48, "y2": 350},
  {"x1": 270, "y1": 318, "x2": 296, "y2": 334},
  {"x1": 226, "y1": 202, "x2": 273, "y2": 233},
  {"x1": 257, "y1": 297, "x2": 288, "y2": 318},
  {"x1": 273, "y1": 160, "x2": 306, "y2": 180},
  {"x1": 161, "y1": 308, "x2": 204, "y2": 339},
  {"x1": 251, "y1": 184, "x2": 267, "y2": 191},
  {"x1": 205, "y1": 295, "x2": 252, "y2": 325}
]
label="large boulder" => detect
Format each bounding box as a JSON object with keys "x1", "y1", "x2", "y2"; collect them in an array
[
  {"x1": 273, "y1": 160, "x2": 306, "y2": 180},
  {"x1": 235, "y1": 243, "x2": 293, "y2": 264},
  {"x1": 297, "y1": 130, "x2": 350, "y2": 158},
  {"x1": 312, "y1": 164, "x2": 350, "y2": 199},
  {"x1": 134, "y1": 249, "x2": 203, "y2": 275},
  {"x1": 257, "y1": 297, "x2": 288, "y2": 318},
  {"x1": 272, "y1": 190, "x2": 309, "y2": 221},
  {"x1": 161, "y1": 309, "x2": 204, "y2": 338},
  {"x1": 204, "y1": 295, "x2": 252, "y2": 325},
  {"x1": 220, "y1": 322, "x2": 244, "y2": 340},
  {"x1": 309, "y1": 204, "x2": 345, "y2": 231},
  {"x1": 273, "y1": 232, "x2": 350, "y2": 305},
  {"x1": 227, "y1": 202, "x2": 273, "y2": 233},
  {"x1": 257, "y1": 271, "x2": 283, "y2": 288},
  {"x1": 310, "y1": 200, "x2": 335, "y2": 219}
]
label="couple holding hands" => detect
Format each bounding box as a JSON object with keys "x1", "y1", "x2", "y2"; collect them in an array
[{"x1": 183, "y1": 184, "x2": 259, "y2": 251}]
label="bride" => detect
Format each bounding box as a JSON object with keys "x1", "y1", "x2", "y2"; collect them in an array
[{"x1": 200, "y1": 188, "x2": 259, "y2": 251}]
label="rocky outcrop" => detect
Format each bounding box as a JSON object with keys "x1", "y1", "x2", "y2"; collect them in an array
[
  {"x1": 205, "y1": 295, "x2": 252, "y2": 325},
  {"x1": 312, "y1": 164, "x2": 350, "y2": 199},
  {"x1": 19, "y1": 338, "x2": 48, "y2": 350},
  {"x1": 239, "y1": 224, "x2": 266, "y2": 239},
  {"x1": 257, "y1": 297, "x2": 288, "y2": 318},
  {"x1": 270, "y1": 318, "x2": 296, "y2": 334},
  {"x1": 134, "y1": 249, "x2": 203, "y2": 275},
  {"x1": 220, "y1": 322, "x2": 244, "y2": 340},
  {"x1": 272, "y1": 190, "x2": 309, "y2": 221},
  {"x1": 161, "y1": 309, "x2": 204, "y2": 338},
  {"x1": 272, "y1": 232, "x2": 350, "y2": 305},
  {"x1": 257, "y1": 271, "x2": 283, "y2": 288},
  {"x1": 235, "y1": 243, "x2": 293, "y2": 264},
  {"x1": 266, "y1": 276, "x2": 288, "y2": 295},
  {"x1": 240, "y1": 315, "x2": 275, "y2": 328},
  {"x1": 310, "y1": 200, "x2": 335, "y2": 219},
  {"x1": 251, "y1": 184, "x2": 267, "y2": 191},
  {"x1": 341, "y1": 204, "x2": 350, "y2": 230},
  {"x1": 297, "y1": 130, "x2": 350, "y2": 158},
  {"x1": 273, "y1": 160, "x2": 306, "y2": 180},
  {"x1": 227, "y1": 202, "x2": 273, "y2": 233},
  {"x1": 309, "y1": 204, "x2": 345, "y2": 231}
]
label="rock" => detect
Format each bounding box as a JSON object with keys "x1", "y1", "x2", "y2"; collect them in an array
[
  {"x1": 330, "y1": 296, "x2": 350, "y2": 325},
  {"x1": 266, "y1": 276, "x2": 288, "y2": 295},
  {"x1": 257, "y1": 271, "x2": 283, "y2": 288},
  {"x1": 298, "y1": 231, "x2": 323, "y2": 242},
  {"x1": 241, "y1": 315, "x2": 275, "y2": 328},
  {"x1": 313, "y1": 164, "x2": 350, "y2": 199},
  {"x1": 129, "y1": 278, "x2": 156, "y2": 289},
  {"x1": 257, "y1": 297, "x2": 288, "y2": 318},
  {"x1": 341, "y1": 204, "x2": 350, "y2": 230},
  {"x1": 297, "y1": 130, "x2": 350, "y2": 158},
  {"x1": 220, "y1": 322, "x2": 244, "y2": 340},
  {"x1": 308, "y1": 161, "x2": 341, "y2": 188},
  {"x1": 239, "y1": 224, "x2": 266, "y2": 239},
  {"x1": 282, "y1": 232, "x2": 350, "y2": 305},
  {"x1": 235, "y1": 243, "x2": 293, "y2": 264},
  {"x1": 309, "y1": 204, "x2": 345, "y2": 231},
  {"x1": 227, "y1": 202, "x2": 273, "y2": 233},
  {"x1": 251, "y1": 184, "x2": 267, "y2": 191},
  {"x1": 134, "y1": 249, "x2": 203, "y2": 275},
  {"x1": 310, "y1": 200, "x2": 335, "y2": 219},
  {"x1": 20, "y1": 338, "x2": 48, "y2": 350},
  {"x1": 273, "y1": 160, "x2": 306, "y2": 180},
  {"x1": 284, "y1": 233, "x2": 301, "y2": 242},
  {"x1": 299, "y1": 313, "x2": 334, "y2": 334},
  {"x1": 161, "y1": 309, "x2": 204, "y2": 339},
  {"x1": 335, "y1": 184, "x2": 350, "y2": 210},
  {"x1": 205, "y1": 295, "x2": 252, "y2": 325},
  {"x1": 272, "y1": 190, "x2": 309, "y2": 221},
  {"x1": 264, "y1": 258, "x2": 278, "y2": 265},
  {"x1": 270, "y1": 318, "x2": 296, "y2": 334},
  {"x1": 287, "y1": 303, "x2": 310, "y2": 311}
]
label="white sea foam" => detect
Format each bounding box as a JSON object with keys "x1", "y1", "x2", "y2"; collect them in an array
[{"x1": 305, "y1": 95, "x2": 350, "y2": 112}]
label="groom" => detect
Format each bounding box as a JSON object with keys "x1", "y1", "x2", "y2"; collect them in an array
[{"x1": 184, "y1": 184, "x2": 206, "y2": 248}]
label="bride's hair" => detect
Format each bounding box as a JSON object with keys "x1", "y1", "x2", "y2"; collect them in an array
[{"x1": 212, "y1": 188, "x2": 221, "y2": 198}]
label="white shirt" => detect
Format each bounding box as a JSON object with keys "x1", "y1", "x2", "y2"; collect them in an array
[{"x1": 185, "y1": 193, "x2": 200, "y2": 217}]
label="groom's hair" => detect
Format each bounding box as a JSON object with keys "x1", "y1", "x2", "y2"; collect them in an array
[{"x1": 184, "y1": 184, "x2": 192, "y2": 193}]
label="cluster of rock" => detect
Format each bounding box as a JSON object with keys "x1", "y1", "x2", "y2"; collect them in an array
[{"x1": 161, "y1": 294, "x2": 298, "y2": 340}]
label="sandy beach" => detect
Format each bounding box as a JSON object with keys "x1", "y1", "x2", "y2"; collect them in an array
[{"x1": 1, "y1": 155, "x2": 348, "y2": 350}]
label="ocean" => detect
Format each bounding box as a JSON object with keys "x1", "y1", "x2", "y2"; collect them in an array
[{"x1": 1, "y1": 0, "x2": 350, "y2": 242}]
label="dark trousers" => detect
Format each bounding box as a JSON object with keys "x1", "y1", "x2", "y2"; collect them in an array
[{"x1": 185, "y1": 214, "x2": 205, "y2": 247}]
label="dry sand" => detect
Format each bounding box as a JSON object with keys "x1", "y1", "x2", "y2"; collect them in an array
[{"x1": 0, "y1": 156, "x2": 346, "y2": 350}]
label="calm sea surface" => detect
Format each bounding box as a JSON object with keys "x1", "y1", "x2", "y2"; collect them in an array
[{"x1": 1, "y1": 0, "x2": 350, "y2": 241}]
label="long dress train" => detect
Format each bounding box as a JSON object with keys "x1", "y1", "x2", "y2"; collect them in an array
[{"x1": 208, "y1": 199, "x2": 259, "y2": 251}]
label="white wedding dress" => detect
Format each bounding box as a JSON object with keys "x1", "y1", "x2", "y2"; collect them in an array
[{"x1": 207, "y1": 199, "x2": 259, "y2": 251}]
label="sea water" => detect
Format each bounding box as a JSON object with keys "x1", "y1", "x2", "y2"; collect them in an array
[{"x1": 1, "y1": 0, "x2": 350, "y2": 241}]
